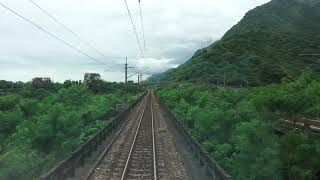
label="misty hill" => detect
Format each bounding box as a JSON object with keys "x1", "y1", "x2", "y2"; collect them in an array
[
  {"x1": 147, "y1": 68, "x2": 175, "y2": 83},
  {"x1": 153, "y1": 0, "x2": 320, "y2": 86}
]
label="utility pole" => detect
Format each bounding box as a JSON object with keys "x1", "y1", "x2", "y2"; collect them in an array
[
  {"x1": 125, "y1": 57, "x2": 128, "y2": 85},
  {"x1": 124, "y1": 58, "x2": 133, "y2": 107},
  {"x1": 138, "y1": 74, "x2": 140, "y2": 84}
]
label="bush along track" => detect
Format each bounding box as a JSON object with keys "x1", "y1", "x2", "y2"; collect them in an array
[{"x1": 156, "y1": 72, "x2": 320, "y2": 180}]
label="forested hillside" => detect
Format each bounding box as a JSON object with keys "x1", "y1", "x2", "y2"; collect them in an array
[
  {"x1": 0, "y1": 75, "x2": 143, "y2": 179},
  {"x1": 154, "y1": 0, "x2": 320, "y2": 86}
]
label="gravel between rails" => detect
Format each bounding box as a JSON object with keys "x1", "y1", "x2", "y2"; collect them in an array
[
  {"x1": 87, "y1": 92, "x2": 191, "y2": 180},
  {"x1": 88, "y1": 95, "x2": 148, "y2": 180},
  {"x1": 122, "y1": 95, "x2": 154, "y2": 180}
]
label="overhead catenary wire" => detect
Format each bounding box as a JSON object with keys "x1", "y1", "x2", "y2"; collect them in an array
[
  {"x1": 124, "y1": 0, "x2": 144, "y2": 58},
  {"x1": 138, "y1": 0, "x2": 147, "y2": 59},
  {"x1": 0, "y1": 1, "x2": 108, "y2": 66},
  {"x1": 28, "y1": 0, "x2": 125, "y2": 60}
]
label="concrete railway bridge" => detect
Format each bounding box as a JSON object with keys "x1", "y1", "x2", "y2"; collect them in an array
[{"x1": 39, "y1": 92, "x2": 232, "y2": 180}]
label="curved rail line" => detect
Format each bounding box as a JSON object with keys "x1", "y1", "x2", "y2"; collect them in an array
[{"x1": 85, "y1": 93, "x2": 149, "y2": 179}]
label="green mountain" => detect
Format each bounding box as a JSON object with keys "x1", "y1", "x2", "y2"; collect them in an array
[{"x1": 155, "y1": 0, "x2": 320, "y2": 86}]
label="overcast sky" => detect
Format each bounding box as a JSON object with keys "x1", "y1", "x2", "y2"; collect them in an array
[{"x1": 0, "y1": 0, "x2": 270, "y2": 82}]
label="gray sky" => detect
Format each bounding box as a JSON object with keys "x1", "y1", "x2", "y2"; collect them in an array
[{"x1": 0, "y1": 0, "x2": 270, "y2": 82}]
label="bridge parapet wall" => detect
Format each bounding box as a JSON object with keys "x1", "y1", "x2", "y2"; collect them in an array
[{"x1": 158, "y1": 96, "x2": 232, "y2": 180}]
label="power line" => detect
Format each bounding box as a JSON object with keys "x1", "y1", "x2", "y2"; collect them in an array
[
  {"x1": 28, "y1": 0, "x2": 114, "y2": 59},
  {"x1": 299, "y1": 54, "x2": 320, "y2": 56},
  {"x1": 0, "y1": 1, "x2": 107, "y2": 66},
  {"x1": 138, "y1": 0, "x2": 147, "y2": 59},
  {"x1": 123, "y1": 0, "x2": 144, "y2": 58}
]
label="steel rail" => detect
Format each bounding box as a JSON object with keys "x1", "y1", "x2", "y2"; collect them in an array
[
  {"x1": 86, "y1": 93, "x2": 149, "y2": 179},
  {"x1": 120, "y1": 92, "x2": 155, "y2": 180},
  {"x1": 151, "y1": 94, "x2": 157, "y2": 180}
]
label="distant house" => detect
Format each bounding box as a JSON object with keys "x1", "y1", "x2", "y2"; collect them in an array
[
  {"x1": 31, "y1": 77, "x2": 53, "y2": 89},
  {"x1": 32, "y1": 77, "x2": 51, "y2": 83}
]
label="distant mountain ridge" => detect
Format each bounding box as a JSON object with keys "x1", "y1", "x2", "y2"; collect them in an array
[
  {"x1": 150, "y1": 0, "x2": 320, "y2": 86},
  {"x1": 147, "y1": 68, "x2": 175, "y2": 83}
]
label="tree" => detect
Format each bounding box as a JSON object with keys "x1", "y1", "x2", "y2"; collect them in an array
[
  {"x1": 63, "y1": 80, "x2": 82, "y2": 88},
  {"x1": 83, "y1": 73, "x2": 101, "y2": 85},
  {"x1": 280, "y1": 131, "x2": 320, "y2": 179},
  {"x1": 230, "y1": 120, "x2": 281, "y2": 180},
  {"x1": 0, "y1": 95, "x2": 21, "y2": 111},
  {"x1": 0, "y1": 108, "x2": 23, "y2": 136},
  {"x1": 83, "y1": 73, "x2": 104, "y2": 93}
]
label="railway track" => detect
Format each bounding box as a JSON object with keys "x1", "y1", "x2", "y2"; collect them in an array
[
  {"x1": 88, "y1": 92, "x2": 159, "y2": 180},
  {"x1": 41, "y1": 91, "x2": 218, "y2": 180}
]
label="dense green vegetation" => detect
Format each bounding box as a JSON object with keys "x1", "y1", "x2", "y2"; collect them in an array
[
  {"x1": 0, "y1": 75, "x2": 143, "y2": 180},
  {"x1": 157, "y1": 71, "x2": 320, "y2": 180},
  {"x1": 0, "y1": 80, "x2": 23, "y2": 89},
  {"x1": 150, "y1": 0, "x2": 320, "y2": 86}
]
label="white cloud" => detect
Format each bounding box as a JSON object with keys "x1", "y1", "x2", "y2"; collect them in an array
[{"x1": 0, "y1": 0, "x2": 270, "y2": 82}]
